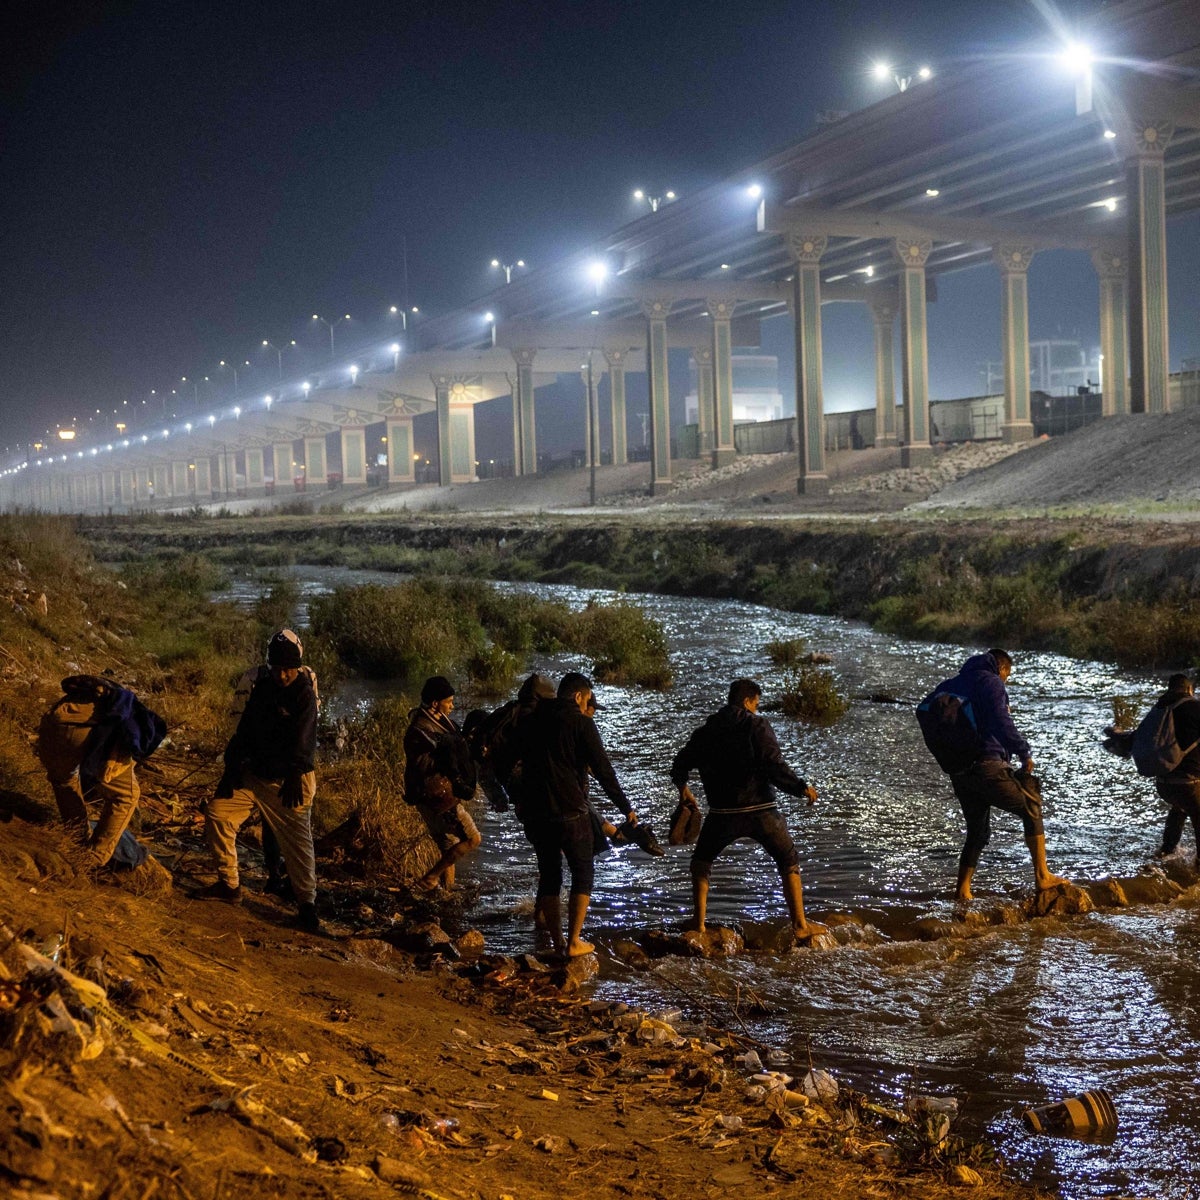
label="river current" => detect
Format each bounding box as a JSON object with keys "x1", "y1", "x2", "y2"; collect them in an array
[{"x1": 225, "y1": 565, "x2": 1199, "y2": 1199}]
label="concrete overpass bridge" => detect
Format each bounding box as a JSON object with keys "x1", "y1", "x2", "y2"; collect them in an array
[{"x1": 10, "y1": 0, "x2": 1200, "y2": 510}]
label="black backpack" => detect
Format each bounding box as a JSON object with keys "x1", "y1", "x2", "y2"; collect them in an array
[
  {"x1": 1131, "y1": 698, "x2": 1199, "y2": 778},
  {"x1": 916, "y1": 689, "x2": 984, "y2": 775}
]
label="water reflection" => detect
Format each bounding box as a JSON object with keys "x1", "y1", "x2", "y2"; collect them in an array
[{"x1": 222, "y1": 564, "x2": 1195, "y2": 1199}]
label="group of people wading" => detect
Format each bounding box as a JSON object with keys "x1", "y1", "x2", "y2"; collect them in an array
[{"x1": 36, "y1": 631, "x2": 1200, "y2": 955}]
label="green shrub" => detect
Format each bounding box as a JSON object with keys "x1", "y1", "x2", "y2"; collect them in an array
[
  {"x1": 572, "y1": 598, "x2": 673, "y2": 689},
  {"x1": 778, "y1": 664, "x2": 848, "y2": 725},
  {"x1": 765, "y1": 637, "x2": 808, "y2": 667}
]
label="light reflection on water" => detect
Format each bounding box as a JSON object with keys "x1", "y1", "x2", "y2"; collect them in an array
[{"x1": 224, "y1": 565, "x2": 1198, "y2": 1199}]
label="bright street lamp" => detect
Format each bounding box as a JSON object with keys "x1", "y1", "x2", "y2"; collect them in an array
[
  {"x1": 388, "y1": 305, "x2": 419, "y2": 332},
  {"x1": 390, "y1": 343, "x2": 401, "y2": 370},
  {"x1": 301, "y1": 381, "x2": 312, "y2": 397},
  {"x1": 587, "y1": 260, "x2": 608, "y2": 295},
  {"x1": 264, "y1": 394, "x2": 273, "y2": 411},
  {"x1": 261, "y1": 340, "x2": 295, "y2": 381},
  {"x1": 872, "y1": 61, "x2": 933, "y2": 91},
  {"x1": 312, "y1": 313, "x2": 350, "y2": 359},
  {"x1": 633, "y1": 188, "x2": 676, "y2": 212},
  {"x1": 219, "y1": 359, "x2": 250, "y2": 396},
  {"x1": 349, "y1": 364, "x2": 359, "y2": 385},
  {"x1": 484, "y1": 312, "x2": 496, "y2": 347},
  {"x1": 490, "y1": 258, "x2": 527, "y2": 284}
]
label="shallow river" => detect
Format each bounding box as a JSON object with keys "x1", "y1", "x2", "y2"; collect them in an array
[{"x1": 226, "y1": 565, "x2": 1199, "y2": 1199}]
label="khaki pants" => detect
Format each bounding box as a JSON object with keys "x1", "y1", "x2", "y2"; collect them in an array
[
  {"x1": 204, "y1": 770, "x2": 317, "y2": 903},
  {"x1": 37, "y1": 701, "x2": 140, "y2": 866}
]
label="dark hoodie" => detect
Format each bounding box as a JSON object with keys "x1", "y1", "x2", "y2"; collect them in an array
[
  {"x1": 933, "y1": 652, "x2": 1030, "y2": 764},
  {"x1": 670, "y1": 703, "x2": 808, "y2": 812}
]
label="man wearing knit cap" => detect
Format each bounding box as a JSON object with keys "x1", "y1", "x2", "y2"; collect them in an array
[
  {"x1": 195, "y1": 629, "x2": 321, "y2": 932},
  {"x1": 404, "y1": 675, "x2": 481, "y2": 892}
]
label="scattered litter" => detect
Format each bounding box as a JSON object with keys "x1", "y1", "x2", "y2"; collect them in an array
[{"x1": 802, "y1": 1069, "x2": 839, "y2": 1105}]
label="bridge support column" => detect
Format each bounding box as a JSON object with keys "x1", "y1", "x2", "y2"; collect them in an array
[
  {"x1": 708, "y1": 298, "x2": 737, "y2": 468},
  {"x1": 152, "y1": 464, "x2": 169, "y2": 501},
  {"x1": 868, "y1": 295, "x2": 898, "y2": 447},
  {"x1": 510, "y1": 349, "x2": 537, "y2": 475},
  {"x1": 693, "y1": 345, "x2": 714, "y2": 456},
  {"x1": 602, "y1": 348, "x2": 628, "y2": 466},
  {"x1": 171, "y1": 461, "x2": 189, "y2": 497},
  {"x1": 787, "y1": 233, "x2": 828, "y2": 493},
  {"x1": 894, "y1": 238, "x2": 934, "y2": 467},
  {"x1": 244, "y1": 447, "x2": 265, "y2": 493},
  {"x1": 303, "y1": 436, "x2": 326, "y2": 492},
  {"x1": 386, "y1": 419, "x2": 415, "y2": 483},
  {"x1": 86, "y1": 474, "x2": 101, "y2": 511},
  {"x1": 994, "y1": 244, "x2": 1036, "y2": 442},
  {"x1": 1125, "y1": 121, "x2": 1173, "y2": 413},
  {"x1": 340, "y1": 427, "x2": 367, "y2": 486},
  {"x1": 271, "y1": 442, "x2": 294, "y2": 490},
  {"x1": 642, "y1": 299, "x2": 673, "y2": 493},
  {"x1": 194, "y1": 459, "x2": 212, "y2": 496},
  {"x1": 433, "y1": 376, "x2": 477, "y2": 485},
  {"x1": 1093, "y1": 250, "x2": 1130, "y2": 416}
]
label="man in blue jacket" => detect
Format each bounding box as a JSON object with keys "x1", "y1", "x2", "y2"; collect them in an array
[
  {"x1": 671, "y1": 678, "x2": 818, "y2": 942},
  {"x1": 932, "y1": 649, "x2": 1066, "y2": 901}
]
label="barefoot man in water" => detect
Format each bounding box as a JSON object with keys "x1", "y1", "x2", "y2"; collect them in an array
[
  {"x1": 511, "y1": 672, "x2": 637, "y2": 957},
  {"x1": 924, "y1": 649, "x2": 1067, "y2": 902},
  {"x1": 670, "y1": 678, "x2": 819, "y2": 943}
]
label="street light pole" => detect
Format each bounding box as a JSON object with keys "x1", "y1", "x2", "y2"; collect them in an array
[
  {"x1": 490, "y1": 258, "x2": 527, "y2": 284},
  {"x1": 871, "y1": 61, "x2": 932, "y2": 91},
  {"x1": 312, "y1": 314, "x2": 350, "y2": 360},
  {"x1": 261, "y1": 340, "x2": 295, "y2": 381},
  {"x1": 633, "y1": 188, "x2": 676, "y2": 212}
]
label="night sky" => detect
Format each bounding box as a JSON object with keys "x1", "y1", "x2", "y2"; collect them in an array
[{"x1": 3, "y1": 1, "x2": 1198, "y2": 463}]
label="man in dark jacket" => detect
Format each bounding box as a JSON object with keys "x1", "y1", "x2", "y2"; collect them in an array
[
  {"x1": 1150, "y1": 674, "x2": 1200, "y2": 858},
  {"x1": 671, "y1": 678, "x2": 818, "y2": 942},
  {"x1": 196, "y1": 631, "x2": 321, "y2": 931},
  {"x1": 512, "y1": 671, "x2": 636, "y2": 957},
  {"x1": 403, "y1": 675, "x2": 481, "y2": 893},
  {"x1": 932, "y1": 649, "x2": 1066, "y2": 901}
]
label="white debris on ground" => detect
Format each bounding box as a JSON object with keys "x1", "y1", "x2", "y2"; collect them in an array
[{"x1": 831, "y1": 440, "x2": 1034, "y2": 495}]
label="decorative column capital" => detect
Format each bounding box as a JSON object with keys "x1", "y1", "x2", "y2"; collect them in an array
[
  {"x1": 1091, "y1": 248, "x2": 1127, "y2": 280},
  {"x1": 692, "y1": 345, "x2": 713, "y2": 365},
  {"x1": 893, "y1": 238, "x2": 932, "y2": 268},
  {"x1": 705, "y1": 298, "x2": 736, "y2": 321},
  {"x1": 511, "y1": 347, "x2": 537, "y2": 369},
  {"x1": 640, "y1": 297, "x2": 673, "y2": 321},
  {"x1": 601, "y1": 346, "x2": 627, "y2": 368},
  {"x1": 1131, "y1": 119, "x2": 1174, "y2": 156},
  {"x1": 993, "y1": 244, "x2": 1036, "y2": 274},
  {"x1": 786, "y1": 232, "x2": 827, "y2": 264}
]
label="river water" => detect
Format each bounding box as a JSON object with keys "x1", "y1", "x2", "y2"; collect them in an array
[{"x1": 226, "y1": 565, "x2": 1199, "y2": 1199}]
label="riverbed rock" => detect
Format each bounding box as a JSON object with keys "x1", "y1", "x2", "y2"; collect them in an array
[
  {"x1": 611, "y1": 939, "x2": 651, "y2": 968},
  {"x1": 741, "y1": 920, "x2": 795, "y2": 954},
  {"x1": 549, "y1": 954, "x2": 599, "y2": 990},
  {"x1": 1110, "y1": 870, "x2": 1183, "y2": 906},
  {"x1": 641, "y1": 927, "x2": 743, "y2": 959},
  {"x1": 1024, "y1": 882, "x2": 1094, "y2": 918},
  {"x1": 454, "y1": 929, "x2": 486, "y2": 957},
  {"x1": 385, "y1": 921, "x2": 454, "y2": 954},
  {"x1": 1084, "y1": 878, "x2": 1129, "y2": 908}
]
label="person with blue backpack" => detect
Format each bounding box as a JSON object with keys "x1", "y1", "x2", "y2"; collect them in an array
[
  {"x1": 1125, "y1": 674, "x2": 1200, "y2": 859},
  {"x1": 918, "y1": 649, "x2": 1066, "y2": 902}
]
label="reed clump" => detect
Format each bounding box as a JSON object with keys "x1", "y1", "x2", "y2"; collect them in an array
[{"x1": 778, "y1": 663, "x2": 848, "y2": 725}]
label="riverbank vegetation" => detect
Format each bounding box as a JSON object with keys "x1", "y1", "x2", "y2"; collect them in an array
[{"x1": 80, "y1": 511, "x2": 1200, "y2": 670}]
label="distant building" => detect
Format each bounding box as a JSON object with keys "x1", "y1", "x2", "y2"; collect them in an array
[
  {"x1": 981, "y1": 339, "x2": 1100, "y2": 396},
  {"x1": 685, "y1": 354, "x2": 784, "y2": 424}
]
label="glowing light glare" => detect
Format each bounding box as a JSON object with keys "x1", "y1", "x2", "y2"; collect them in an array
[
  {"x1": 746, "y1": 183, "x2": 763, "y2": 200},
  {"x1": 484, "y1": 312, "x2": 495, "y2": 324},
  {"x1": 207, "y1": 415, "x2": 216, "y2": 427},
  {"x1": 390, "y1": 343, "x2": 400, "y2": 354},
  {"x1": 57, "y1": 429, "x2": 76, "y2": 441},
  {"x1": 1103, "y1": 128, "x2": 1117, "y2": 139},
  {"x1": 632, "y1": 189, "x2": 645, "y2": 200},
  {"x1": 1059, "y1": 41, "x2": 1093, "y2": 74},
  {"x1": 1103, "y1": 197, "x2": 1118, "y2": 212},
  {"x1": 587, "y1": 260, "x2": 609, "y2": 286},
  {"x1": 925, "y1": 187, "x2": 940, "y2": 197},
  {"x1": 302, "y1": 382, "x2": 312, "y2": 395},
  {"x1": 490, "y1": 258, "x2": 501, "y2": 267},
  {"x1": 917, "y1": 65, "x2": 932, "y2": 80},
  {"x1": 264, "y1": 395, "x2": 273, "y2": 410},
  {"x1": 233, "y1": 406, "x2": 242, "y2": 417},
  {"x1": 872, "y1": 61, "x2": 891, "y2": 80},
  {"x1": 185, "y1": 423, "x2": 192, "y2": 433}
]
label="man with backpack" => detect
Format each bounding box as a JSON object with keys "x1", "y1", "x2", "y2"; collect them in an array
[
  {"x1": 37, "y1": 674, "x2": 167, "y2": 867},
  {"x1": 918, "y1": 649, "x2": 1066, "y2": 902},
  {"x1": 1129, "y1": 674, "x2": 1200, "y2": 859},
  {"x1": 403, "y1": 676, "x2": 481, "y2": 893},
  {"x1": 195, "y1": 630, "x2": 321, "y2": 931}
]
